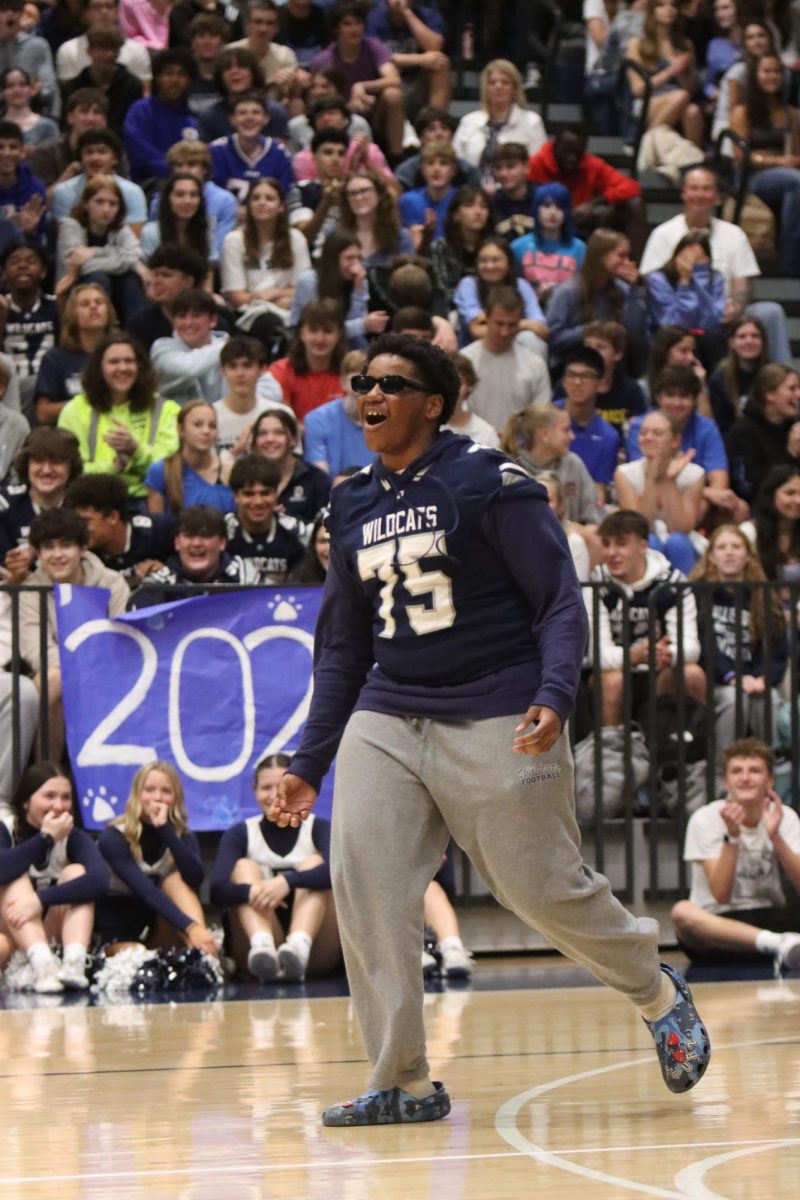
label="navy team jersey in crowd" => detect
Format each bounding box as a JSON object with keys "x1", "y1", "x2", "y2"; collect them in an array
[
  {"x1": 224, "y1": 511, "x2": 305, "y2": 582},
  {"x1": 291, "y1": 432, "x2": 589, "y2": 791},
  {"x1": 209, "y1": 135, "x2": 293, "y2": 202},
  {"x1": 1, "y1": 293, "x2": 59, "y2": 382},
  {"x1": 97, "y1": 513, "x2": 175, "y2": 583},
  {"x1": 0, "y1": 486, "x2": 37, "y2": 559}
]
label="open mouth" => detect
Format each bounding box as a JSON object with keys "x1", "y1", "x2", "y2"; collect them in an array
[{"x1": 364, "y1": 410, "x2": 387, "y2": 428}]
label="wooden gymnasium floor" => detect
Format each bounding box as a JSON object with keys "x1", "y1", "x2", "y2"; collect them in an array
[{"x1": 1, "y1": 955, "x2": 799, "y2": 1199}]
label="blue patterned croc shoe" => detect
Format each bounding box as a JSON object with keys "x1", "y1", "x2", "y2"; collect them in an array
[
  {"x1": 322, "y1": 1082, "x2": 451, "y2": 1126},
  {"x1": 645, "y1": 963, "x2": 711, "y2": 1093}
]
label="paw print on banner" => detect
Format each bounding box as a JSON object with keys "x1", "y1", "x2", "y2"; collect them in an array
[
  {"x1": 82, "y1": 786, "x2": 119, "y2": 824},
  {"x1": 267, "y1": 593, "x2": 301, "y2": 622}
]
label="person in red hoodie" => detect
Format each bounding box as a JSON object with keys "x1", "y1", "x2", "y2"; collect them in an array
[{"x1": 528, "y1": 127, "x2": 647, "y2": 262}]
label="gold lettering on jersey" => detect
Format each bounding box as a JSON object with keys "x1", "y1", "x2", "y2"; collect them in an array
[{"x1": 361, "y1": 506, "x2": 439, "y2": 546}]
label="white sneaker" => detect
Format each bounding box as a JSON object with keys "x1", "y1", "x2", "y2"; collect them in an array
[
  {"x1": 777, "y1": 932, "x2": 800, "y2": 971},
  {"x1": 58, "y1": 959, "x2": 89, "y2": 990},
  {"x1": 422, "y1": 949, "x2": 439, "y2": 977},
  {"x1": 32, "y1": 959, "x2": 64, "y2": 994},
  {"x1": 278, "y1": 942, "x2": 308, "y2": 982},
  {"x1": 247, "y1": 943, "x2": 279, "y2": 982},
  {"x1": 439, "y1": 942, "x2": 473, "y2": 980}
]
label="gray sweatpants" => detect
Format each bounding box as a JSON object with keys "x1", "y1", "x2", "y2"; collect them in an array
[{"x1": 332, "y1": 710, "x2": 662, "y2": 1090}]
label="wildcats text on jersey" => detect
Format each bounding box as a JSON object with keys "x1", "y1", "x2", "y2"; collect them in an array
[{"x1": 361, "y1": 506, "x2": 439, "y2": 546}]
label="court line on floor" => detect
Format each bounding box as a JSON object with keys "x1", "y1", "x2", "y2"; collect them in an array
[
  {"x1": 3, "y1": 1137, "x2": 800, "y2": 1188},
  {"x1": 494, "y1": 1035, "x2": 797, "y2": 1200}
]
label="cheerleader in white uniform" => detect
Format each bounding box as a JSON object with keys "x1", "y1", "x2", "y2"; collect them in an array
[
  {"x1": 0, "y1": 764, "x2": 109, "y2": 993},
  {"x1": 210, "y1": 754, "x2": 340, "y2": 982}
]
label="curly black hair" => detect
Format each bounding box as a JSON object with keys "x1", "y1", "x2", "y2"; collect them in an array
[{"x1": 365, "y1": 333, "x2": 461, "y2": 425}]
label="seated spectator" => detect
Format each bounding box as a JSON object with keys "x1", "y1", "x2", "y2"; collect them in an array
[
  {"x1": 146, "y1": 400, "x2": 233, "y2": 516},
  {"x1": 155, "y1": 140, "x2": 237, "y2": 258},
  {"x1": 67, "y1": 471, "x2": 173, "y2": 586},
  {"x1": 625, "y1": 0, "x2": 703, "y2": 147},
  {"x1": 453, "y1": 236, "x2": 547, "y2": 356},
  {"x1": 364, "y1": 0, "x2": 449, "y2": 118},
  {"x1": 630, "y1": 364, "x2": 745, "y2": 525},
  {"x1": 226, "y1": 454, "x2": 305, "y2": 579},
  {"x1": 0, "y1": 119, "x2": 46, "y2": 244},
  {"x1": 26, "y1": 86, "x2": 110, "y2": 192},
  {"x1": 726, "y1": 364, "x2": 800, "y2": 504},
  {"x1": 291, "y1": 127, "x2": 349, "y2": 250},
  {"x1": 547, "y1": 228, "x2": 648, "y2": 376},
  {"x1": 453, "y1": 58, "x2": 546, "y2": 187},
  {"x1": 123, "y1": 48, "x2": 198, "y2": 186},
  {"x1": 528, "y1": 127, "x2": 646, "y2": 262},
  {"x1": 671, "y1": 738, "x2": 800, "y2": 969},
  {"x1": 0, "y1": 426, "x2": 82, "y2": 580},
  {"x1": 639, "y1": 165, "x2": 792, "y2": 364},
  {"x1": 209, "y1": 752, "x2": 339, "y2": 982},
  {"x1": 0, "y1": 0, "x2": 59, "y2": 119},
  {"x1": 0, "y1": 358, "x2": 27, "y2": 484},
  {"x1": 339, "y1": 167, "x2": 414, "y2": 269},
  {"x1": 220, "y1": 178, "x2": 311, "y2": 349},
  {"x1": 536, "y1": 468, "x2": 591, "y2": 580},
  {"x1": 50, "y1": 126, "x2": 147, "y2": 231},
  {"x1": 589, "y1": 508, "x2": 704, "y2": 728},
  {"x1": 20, "y1": 506, "x2": 129, "y2": 757},
  {"x1": 60, "y1": 28, "x2": 143, "y2": 137},
  {"x1": 398, "y1": 140, "x2": 457, "y2": 252},
  {"x1": 615, "y1": 409, "x2": 705, "y2": 574},
  {"x1": 367, "y1": 253, "x2": 455, "y2": 352},
  {"x1": 645, "y1": 231, "x2": 725, "y2": 343},
  {"x1": 292, "y1": 96, "x2": 394, "y2": 186},
  {"x1": 291, "y1": 510, "x2": 328, "y2": 582},
  {"x1": 705, "y1": 0, "x2": 742, "y2": 103},
  {"x1": 96, "y1": 760, "x2": 218, "y2": 957},
  {"x1": 247, "y1": 408, "x2": 328, "y2": 523},
  {"x1": 643, "y1": 324, "x2": 709, "y2": 408},
  {"x1": 302, "y1": 347, "x2": 371, "y2": 475},
  {"x1": 118, "y1": 0, "x2": 170, "y2": 50},
  {"x1": 290, "y1": 231, "x2": 381, "y2": 351},
  {"x1": 441, "y1": 351, "x2": 499, "y2": 449},
  {"x1": 730, "y1": 52, "x2": 800, "y2": 278},
  {"x1": 287, "y1": 68, "x2": 374, "y2": 153},
  {"x1": 55, "y1": 173, "x2": 146, "y2": 322},
  {"x1": 711, "y1": 17, "x2": 772, "y2": 145},
  {"x1": 229, "y1": 0, "x2": 301, "y2": 100},
  {"x1": 0, "y1": 764, "x2": 109, "y2": 993},
  {"x1": 394, "y1": 104, "x2": 480, "y2": 193},
  {"x1": 127, "y1": 244, "x2": 222, "y2": 354},
  {"x1": 209, "y1": 91, "x2": 293, "y2": 202},
  {"x1": 501, "y1": 402, "x2": 599, "y2": 528},
  {"x1": 34, "y1": 282, "x2": 117, "y2": 426},
  {"x1": 196, "y1": 46, "x2": 288, "y2": 144},
  {"x1": 690, "y1": 525, "x2": 787, "y2": 759},
  {"x1": 259, "y1": 298, "x2": 344, "y2": 420},
  {"x1": 559, "y1": 345, "x2": 619, "y2": 506},
  {"x1": 213, "y1": 335, "x2": 277, "y2": 458},
  {"x1": 59, "y1": 332, "x2": 180, "y2": 500},
  {"x1": 185, "y1": 13, "x2": 229, "y2": 117},
  {"x1": 56, "y1": 0, "x2": 152, "y2": 87},
  {"x1": 490, "y1": 142, "x2": 538, "y2": 242},
  {"x1": 309, "y1": 1, "x2": 405, "y2": 162},
  {"x1": 140, "y1": 172, "x2": 218, "y2": 267},
  {"x1": 739, "y1": 464, "x2": 800, "y2": 590},
  {"x1": 708, "y1": 315, "x2": 768, "y2": 435},
  {"x1": 429, "y1": 185, "x2": 492, "y2": 316},
  {"x1": 0, "y1": 242, "x2": 59, "y2": 420},
  {"x1": 132, "y1": 504, "x2": 260, "y2": 602},
  {"x1": 391, "y1": 305, "x2": 433, "y2": 338},
  {"x1": 582, "y1": 320, "x2": 646, "y2": 438},
  {"x1": 169, "y1": 0, "x2": 242, "y2": 45},
  {"x1": 277, "y1": 0, "x2": 329, "y2": 69},
  {"x1": 510, "y1": 182, "x2": 586, "y2": 306},
  {"x1": 151, "y1": 288, "x2": 229, "y2": 406},
  {"x1": 462, "y1": 288, "x2": 551, "y2": 432},
  {"x1": 0, "y1": 68, "x2": 59, "y2": 147}
]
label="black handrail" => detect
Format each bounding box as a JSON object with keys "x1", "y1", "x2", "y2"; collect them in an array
[
  {"x1": 713, "y1": 126, "x2": 753, "y2": 226},
  {"x1": 622, "y1": 57, "x2": 654, "y2": 181}
]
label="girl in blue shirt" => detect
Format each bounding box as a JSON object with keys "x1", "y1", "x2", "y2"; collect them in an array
[
  {"x1": 452, "y1": 235, "x2": 547, "y2": 352},
  {"x1": 146, "y1": 399, "x2": 235, "y2": 516},
  {"x1": 510, "y1": 182, "x2": 586, "y2": 307},
  {"x1": 645, "y1": 231, "x2": 725, "y2": 339}
]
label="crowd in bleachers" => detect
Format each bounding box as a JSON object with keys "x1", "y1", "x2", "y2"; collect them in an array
[{"x1": 1, "y1": 0, "x2": 800, "y2": 986}]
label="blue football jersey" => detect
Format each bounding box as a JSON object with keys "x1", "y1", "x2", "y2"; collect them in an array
[{"x1": 209, "y1": 136, "x2": 293, "y2": 202}]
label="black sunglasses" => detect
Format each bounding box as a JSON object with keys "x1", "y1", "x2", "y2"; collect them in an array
[{"x1": 351, "y1": 374, "x2": 430, "y2": 396}]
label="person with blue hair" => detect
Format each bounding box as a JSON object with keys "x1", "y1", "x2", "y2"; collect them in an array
[{"x1": 510, "y1": 182, "x2": 586, "y2": 308}]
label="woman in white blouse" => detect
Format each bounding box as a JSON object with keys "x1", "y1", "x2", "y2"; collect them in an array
[
  {"x1": 452, "y1": 59, "x2": 547, "y2": 187},
  {"x1": 220, "y1": 177, "x2": 311, "y2": 349}
]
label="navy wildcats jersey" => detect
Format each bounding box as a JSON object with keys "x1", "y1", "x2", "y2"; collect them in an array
[{"x1": 291, "y1": 432, "x2": 589, "y2": 791}]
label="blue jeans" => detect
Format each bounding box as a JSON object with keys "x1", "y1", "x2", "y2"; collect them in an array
[{"x1": 748, "y1": 167, "x2": 800, "y2": 273}]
